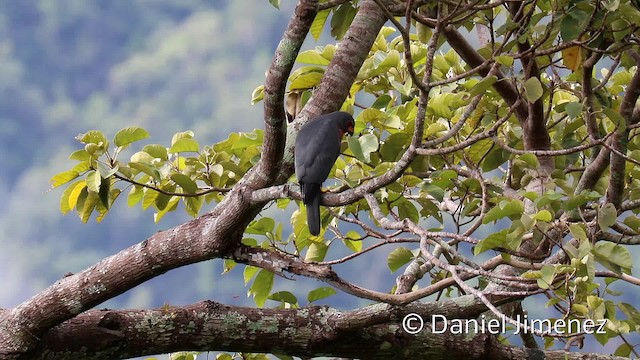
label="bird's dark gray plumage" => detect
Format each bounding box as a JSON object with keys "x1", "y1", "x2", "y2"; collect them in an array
[{"x1": 295, "y1": 111, "x2": 354, "y2": 235}]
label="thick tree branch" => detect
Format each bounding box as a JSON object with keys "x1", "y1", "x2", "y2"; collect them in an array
[{"x1": 12, "y1": 300, "x2": 625, "y2": 360}]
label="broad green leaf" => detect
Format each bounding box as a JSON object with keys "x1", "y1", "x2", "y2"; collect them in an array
[
  {"x1": 170, "y1": 173, "x2": 198, "y2": 194},
  {"x1": 114, "y1": 126, "x2": 149, "y2": 147},
  {"x1": 288, "y1": 66, "x2": 325, "y2": 91},
  {"x1": 171, "y1": 131, "x2": 194, "y2": 146},
  {"x1": 184, "y1": 196, "x2": 203, "y2": 218},
  {"x1": 79, "y1": 190, "x2": 99, "y2": 223},
  {"x1": 358, "y1": 133, "x2": 378, "y2": 162},
  {"x1": 68, "y1": 181, "x2": 87, "y2": 210},
  {"x1": 397, "y1": 198, "x2": 419, "y2": 223},
  {"x1": 127, "y1": 185, "x2": 144, "y2": 207},
  {"x1": 310, "y1": 9, "x2": 331, "y2": 41},
  {"x1": 307, "y1": 287, "x2": 337, "y2": 303},
  {"x1": 537, "y1": 265, "x2": 556, "y2": 289},
  {"x1": 249, "y1": 269, "x2": 274, "y2": 307},
  {"x1": 50, "y1": 170, "x2": 80, "y2": 188},
  {"x1": 474, "y1": 229, "x2": 508, "y2": 255},
  {"x1": 597, "y1": 203, "x2": 617, "y2": 231},
  {"x1": 603, "y1": 107, "x2": 626, "y2": 130},
  {"x1": 247, "y1": 217, "x2": 275, "y2": 235},
  {"x1": 59, "y1": 180, "x2": 83, "y2": 214},
  {"x1": 76, "y1": 130, "x2": 107, "y2": 145},
  {"x1": 387, "y1": 247, "x2": 414, "y2": 272},
  {"x1": 483, "y1": 199, "x2": 524, "y2": 223},
  {"x1": 142, "y1": 144, "x2": 169, "y2": 161},
  {"x1": 561, "y1": 46, "x2": 582, "y2": 72},
  {"x1": 470, "y1": 76, "x2": 497, "y2": 97},
  {"x1": 342, "y1": 235, "x2": 362, "y2": 252},
  {"x1": 129, "y1": 162, "x2": 161, "y2": 182},
  {"x1": 467, "y1": 138, "x2": 493, "y2": 165},
  {"x1": 347, "y1": 136, "x2": 366, "y2": 163},
  {"x1": 243, "y1": 265, "x2": 260, "y2": 285},
  {"x1": 297, "y1": 49, "x2": 331, "y2": 65},
  {"x1": 268, "y1": 291, "x2": 298, "y2": 305},
  {"x1": 330, "y1": 3, "x2": 357, "y2": 40},
  {"x1": 305, "y1": 242, "x2": 328, "y2": 262},
  {"x1": 523, "y1": 77, "x2": 544, "y2": 103},
  {"x1": 169, "y1": 138, "x2": 199, "y2": 153},
  {"x1": 532, "y1": 210, "x2": 553, "y2": 222},
  {"x1": 593, "y1": 241, "x2": 632, "y2": 273},
  {"x1": 569, "y1": 223, "x2": 588, "y2": 241},
  {"x1": 85, "y1": 171, "x2": 101, "y2": 193},
  {"x1": 69, "y1": 149, "x2": 90, "y2": 161},
  {"x1": 565, "y1": 102, "x2": 583, "y2": 119}
]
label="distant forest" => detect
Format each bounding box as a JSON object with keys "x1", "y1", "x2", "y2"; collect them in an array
[{"x1": 0, "y1": 0, "x2": 298, "y2": 309}]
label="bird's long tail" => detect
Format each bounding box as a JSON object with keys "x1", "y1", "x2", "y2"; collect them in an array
[{"x1": 304, "y1": 183, "x2": 321, "y2": 236}]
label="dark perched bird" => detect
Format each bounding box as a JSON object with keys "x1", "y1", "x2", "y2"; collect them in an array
[{"x1": 295, "y1": 111, "x2": 355, "y2": 236}]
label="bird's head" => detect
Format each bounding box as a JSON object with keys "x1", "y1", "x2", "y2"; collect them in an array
[{"x1": 334, "y1": 111, "x2": 355, "y2": 137}]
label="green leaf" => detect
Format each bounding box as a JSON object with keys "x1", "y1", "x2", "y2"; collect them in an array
[
  {"x1": 387, "y1": 247, "x2": 414, "y2": 272},
  {"x1": 76, "y1": 130, "x2": 107, "y2": 145},
  {"x1": 243, "y1": 265, "x2": 260, "y2": 285},
  {"x1": 523, "y1": 77, "x2": 544, "y2": 103},
  {"x1": 67, "y1": 181, "x2": 87, "y2": 211},
  {"x1": 603, "y1": 107, "x2": 626, "y2": 131},
  {"x1": 129, "y1": 162, "x2": 161, "y2": 182},
  {"x1": 297, "y1": 49, "x2": 331, "y2": 65},
  {"x1": 114, "y1": 126, "x2": 149, "y2": 147},
  {"x1": 397, "y1": 198, "x2": 419, "y2": 223},
  {"x1": 184, "y1": 196, "x2": 203, "y2": 218},
  {"x1": 614, "y1": 343, "x2": 632, "y2": 357},
  {"x1": 310, "y1": 9, "x2": 331, "y2": 41},
  {"x1": 537, "y1": 265, "x2": 556, "y2": 289},
  {"x1": 170, "y1": 173, "x2": 198, "y2": 194},
  {"x1": 347, "y1": 136, "x2": 365, "y2": 163},
  {"x1": 359, "y1": 134, "x2": 379, "y2": 163},
  {"x1": 474, "y1": 229, "x2": 508, "y2": 255},
  {"x1": 597, "y1": 203, "x2": 617, "y2": 231},
  {"x1": 593, "y1": 241, "x2": 632, "y2": 273},
  {"x1": 251, "y1": 85, "x2": 264, "y2": 104},
  {"x1": 85, "y1": 171, "x2": 101, "y2": 193},
  {"x1": 288, "y1": 66, "x2": 325, "y2": 91},
  {"x1": 69, "y1": 149, "x2": 90, "y2": 161},
  {"x1": 330, "y1": 3, "x2": 357, "y2": 40},
  {"x1": 569, "y1": 223, "x2": 588, "y2": 241},
  {"x1": 268, "y1": 291, "x2": 298, "y2": 305},
  {"x1": 142, "y1": 144, "x2": 169, "y2": 161},
  {"x1": 483, "y1": 199, "x2": 524, "y2": 223},
  {"x1": 532, "y1": 210, "x2": 553, "y2": 222},
  {"x1": 171, "y1": 131, "x2": 194, "y2": 146},
  {"x1": 470, "y1": 76, "x2": 497, "y2": 97},
  {"x1": 79, "y1": 190, "x2": 99, "y2": 223},
  {"x1": 268, "y1": 0, "x2": 280, "y2": 9},
  {"x1": 59, "y1": 180, "x2": 83, "y2": 214},
  {"x1": 249, "y1": 269, "x2": 274, "y2": 307},
  {"x1": 50, "y1": 170, "x2": 81, "y2": 188},
  {"x1": 305, "y1": 242, "x2": 328, "y2": 262},
  {"x1": 565, "y1": 102, "x2": 583, "y2": 118},
  {"x1": 247, "y1": 217, "x2": 275, "y2": 235},
  {"x1": 169, "y1": 138, "x2": 200, "y2": 153},
  {"x1": 307, "y1": 287, "x2": 337, "y2": 303}
]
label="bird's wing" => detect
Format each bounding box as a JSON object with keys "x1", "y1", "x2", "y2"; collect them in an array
[{"x1": 295, "y1": 119, "x2": 341, "y2": 184}]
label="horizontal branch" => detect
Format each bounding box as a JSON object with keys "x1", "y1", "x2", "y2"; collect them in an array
[{"x1": 20, "y1": 299, "x2": 624, "y2": 360}]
